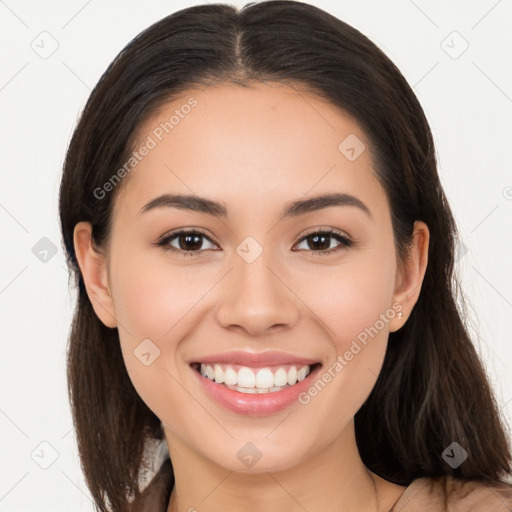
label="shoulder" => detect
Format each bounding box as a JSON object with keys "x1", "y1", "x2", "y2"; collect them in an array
[{"x1": 392, "y1": 475, "x2": 512, "y2": 511}]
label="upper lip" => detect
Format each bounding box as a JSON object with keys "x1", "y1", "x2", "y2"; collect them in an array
[{"x1": 190, "y1": 350, "x2": 321, "y2": 368}]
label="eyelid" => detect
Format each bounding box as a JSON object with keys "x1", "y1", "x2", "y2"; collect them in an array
[
  {"x1": 298, "y1": 226, "x2": 352, "y2": 240},
  {"x1": 158, "y1": 227, "x2": 221, "y2": 247}
]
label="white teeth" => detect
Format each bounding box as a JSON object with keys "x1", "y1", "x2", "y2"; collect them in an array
[
  {"x1": 297, "y1": 366, "x2": 308, "y2": 382},
  {"x1": 224, "y1": 367, "x2": 238, "y2": 385},
  {"x1": 225, "y1": 384, "x2": 287, "y2": 393},
  {"x1": 213, "y1": 364, "x2": 224, "y2": 384},
  {"x1": 255, "y1": 368, "x2": 274, "y2": 389},
  {"x1": 197, "y1": 363, "x2": 313, "y2": 392},
  {"x1": 274, "y1": 367, "x2": 288, "y2": 387},
  {"x1": 235, "y1": 387, "x2": 258, "y2": 394},
  {"x1": 287, "y1": 366, "x2": 297, "y2": 385},
  {"x1": 237, "y1": 367, "x2": 255, "y2": 388}
]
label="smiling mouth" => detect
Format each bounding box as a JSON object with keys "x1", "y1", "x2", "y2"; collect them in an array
[{"x1": 190, "y1": 362, "x2": 323, "y2": 394}]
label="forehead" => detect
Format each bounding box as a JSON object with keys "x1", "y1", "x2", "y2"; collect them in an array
[{"x1": 114, "y1": 81, "x2": 386, "y2": 220}]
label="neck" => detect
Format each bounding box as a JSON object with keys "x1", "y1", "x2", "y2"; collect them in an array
[{"x1": 164, "y1": 421, "x2": 404, "y2": 512}]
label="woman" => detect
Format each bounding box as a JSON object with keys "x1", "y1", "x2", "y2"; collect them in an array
[{"x1": 59, "y1": 1, "x2": 512, "y2": 511}]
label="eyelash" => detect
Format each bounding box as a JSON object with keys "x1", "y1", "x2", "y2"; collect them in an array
[{"x1": 155, "y1": 228, "x2": 354, "y2": 258}]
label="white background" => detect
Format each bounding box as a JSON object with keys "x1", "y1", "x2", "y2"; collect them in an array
[{"x1": 0, "y1": 0, "x2": 511, "y2": 510}]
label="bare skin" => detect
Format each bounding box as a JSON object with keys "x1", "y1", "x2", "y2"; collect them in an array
[{"x1": 74, "y1": 81, "x2": 429, "y2": 511}]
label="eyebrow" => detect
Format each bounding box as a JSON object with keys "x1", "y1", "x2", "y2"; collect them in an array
[{"x1": 138, "y1": 192, "x2": 372, "y2": 220}]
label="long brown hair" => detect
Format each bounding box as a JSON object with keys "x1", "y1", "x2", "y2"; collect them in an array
[{"x1": 58, "y1": 1, "x2": 512, "y2": 510}]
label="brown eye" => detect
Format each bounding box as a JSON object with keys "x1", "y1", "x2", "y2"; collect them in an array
[
  {"x1": 294, "y1": 230, "x2": 353, "y2": 255},
  {"x1": 157, "y1": 230, "x2": 218, "y2": 256}
]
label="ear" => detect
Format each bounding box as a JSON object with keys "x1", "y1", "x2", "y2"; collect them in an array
[
  {"x1": 389, "y1": 220, "x2": 429, "y2": 332},
  {"x1": 73, "y1": 221, "x2": 117, "y2": 328}
]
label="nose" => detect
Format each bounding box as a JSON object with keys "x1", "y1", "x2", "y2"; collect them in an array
[{"x1": 215, "y1": 250, "x2": 300, "y2": 337}]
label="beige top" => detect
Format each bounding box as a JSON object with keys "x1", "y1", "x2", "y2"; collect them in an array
[
  {"x1": 390, "y1": 475, "x2": 512, "y2": 511},
  {"x1": 130, "y1": 458, "x2": 512, "y2": 511}
]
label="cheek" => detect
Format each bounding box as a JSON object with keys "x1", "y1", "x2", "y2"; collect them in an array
[
  {"x1": 111, "y1": 251, "x2": 212, "y2": 341},
  {"x1": 293, "y1": 263, "x2": 396, "y2": 431},
  {"x1": 110, "y1": 252, "x2": 212, "y2": 415},
  {"x1": 307, "y1": 245, "x2": 397, "y2": 344},
  {"x1": 295, "y1": 244, "x2": 396, "y2": 401}
]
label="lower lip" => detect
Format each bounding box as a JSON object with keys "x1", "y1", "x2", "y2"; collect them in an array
[{"x1": 191, "y1": 364, "x2": 322, "y2": 416}]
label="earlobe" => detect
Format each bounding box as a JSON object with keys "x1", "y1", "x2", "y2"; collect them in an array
[
  {"x1": 389, "y1": 221, "x2": 430, "y2": 332},
  {"x1": 73, "y1": 221, "x2": 117, "y2": 328}
]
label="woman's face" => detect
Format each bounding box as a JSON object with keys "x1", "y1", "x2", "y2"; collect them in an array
[{"x1": 77, "y1": 81, "x2": 427, "y2": 473}]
